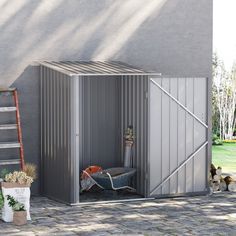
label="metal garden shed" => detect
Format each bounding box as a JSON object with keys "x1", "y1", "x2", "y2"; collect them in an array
[{"x1": 40, "y1": 61, "x2": 210, "y2": 204}]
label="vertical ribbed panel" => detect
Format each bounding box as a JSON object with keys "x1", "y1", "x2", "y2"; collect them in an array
[
  {"x1": 40, "y1": 66, "x2": 75, "y2": 203},
  {"x1": 41, "y1": 70, "x2": 209, "y2": 202},
  {"x1": 149, "y1": 77, "x2": 208, "y2": 197},
  {"x1": 80, "y1": 76, "x2": 121, "y2": 172},
  {"x1": 121, "y1": 75, "x2": 149, "y2": 196}
]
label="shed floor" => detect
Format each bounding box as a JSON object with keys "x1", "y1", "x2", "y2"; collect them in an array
[{"x1": 80, "y1": 187, "x2": 143, "y2": 203}]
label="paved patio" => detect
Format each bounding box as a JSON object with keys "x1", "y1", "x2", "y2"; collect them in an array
[{"x1": 0, "y1": 192, "x2": 236, "y2": 236}]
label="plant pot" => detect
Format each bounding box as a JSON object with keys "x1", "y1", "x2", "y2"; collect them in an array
[
  {"x1": 13, "y1": 211, "x2": 27, "y2": 225},
  {"x1": 1, "y1": 182, "x2": 31, "y2": 188},
  {"x1": 1, "y1": 182, "x2": 31, "y2": 222}
]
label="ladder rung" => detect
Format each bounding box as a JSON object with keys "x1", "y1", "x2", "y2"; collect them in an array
[
  {"x1": 0, "y1": 89, "x2": 24, "y2": 169},
  {"x1": 0, "y1": 142, "x2": 21, "y2": 149},
  {"x1": 0, "y1": 124, "x2": 17, "y2": 130},
  {"x1": 0, "y1": 159, "x2": 21, "y2": 165},
  {"x1": 0, "y1": 107, "x2": 17, "y2": 112}
]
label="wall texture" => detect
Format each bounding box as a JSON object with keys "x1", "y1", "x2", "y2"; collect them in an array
[{"x1": 0, "y1": 0, "x2": 213, "y2": 193}]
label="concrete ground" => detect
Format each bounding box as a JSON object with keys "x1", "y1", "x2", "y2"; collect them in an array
[{"x1": 0, "y1": 192, "x2": 236, "y2": 236}]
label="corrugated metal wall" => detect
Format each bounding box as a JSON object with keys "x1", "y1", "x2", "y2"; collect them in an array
[
  {"x1": 79, "y1": 76, "x2": 121, "y2": 172},
  {"x1": 40, "y1": 66, "x2": 79, "y2": 203},
  {"x1": 41, "y1": 70, "x2": 209, "y2": 203},
  {"x1": 149, "y1": 77, "x2": 208, "y2": 197},
  {"x1": 120, "y1": 75, "x2": 149, "y2": 196}
]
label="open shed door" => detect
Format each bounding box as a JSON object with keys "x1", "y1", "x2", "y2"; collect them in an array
[{"x1": 149, "y1": 77, "x2": 209, "y2": 197}]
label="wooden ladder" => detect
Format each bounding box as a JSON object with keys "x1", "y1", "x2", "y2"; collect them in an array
[{"x1": 0, "y1": 88, "x2": 25, "y2": 170}]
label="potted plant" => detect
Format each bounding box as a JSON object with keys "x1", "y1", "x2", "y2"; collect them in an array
[
  {"x1": 6, "y1": 195, "x2": 27, "y2": 225},
  {"x1": 1, "y1": 167, "x2": 35, "y2": 222}
]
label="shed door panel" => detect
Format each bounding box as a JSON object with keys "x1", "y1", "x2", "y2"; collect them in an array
[{"x1": 149, "y1": 77, "x2": 208, "y2": 197}]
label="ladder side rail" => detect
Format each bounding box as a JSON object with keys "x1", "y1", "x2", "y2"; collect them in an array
[{"x1": 13, "y1": 90, "x2": 25, "y2": 169}]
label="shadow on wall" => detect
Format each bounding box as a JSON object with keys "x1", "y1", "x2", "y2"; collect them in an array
[
  {"x1": 0, "y1": 0, "x2": 211, "y2": 194},
  {"x1": 11, "y1": 65, "x2": 40, "y2": 194},
  {"x1": 0, "y1": 0, "x2": 211, "y2": 87}
]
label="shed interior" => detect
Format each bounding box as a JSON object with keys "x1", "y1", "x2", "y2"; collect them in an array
[{"x1": 79, "y1": 75, "x2": 148, "y2": 202}]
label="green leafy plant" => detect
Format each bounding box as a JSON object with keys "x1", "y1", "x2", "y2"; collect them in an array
[
  {"x1": 0, "y1": 191, "x2": 4, "y2": 209},
  {"x1": 212, "y1": 134, "x2": 223, "y2": 145},
  {"x1": 124, "y1": 126, "x2": 135, "y2": 141},
  {"x1": 0, "y1": 168, "x2": 10, "y2": 179},
  {"x1": 6, "y1": 195, "x2": 25, "y2": 211}
]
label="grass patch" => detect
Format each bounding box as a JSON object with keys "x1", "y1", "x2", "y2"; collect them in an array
[{"x1": 212, "y1": 143, "x2": 236, "y2": 175}]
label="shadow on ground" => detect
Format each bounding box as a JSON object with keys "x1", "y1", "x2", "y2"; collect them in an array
[{"x1": 0, "y1": 192, "x2": 236, "y2": 235}]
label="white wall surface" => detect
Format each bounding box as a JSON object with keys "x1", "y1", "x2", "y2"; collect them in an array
[{"x1": 0, "y1": 0, "x2": 213, "y2": 193}]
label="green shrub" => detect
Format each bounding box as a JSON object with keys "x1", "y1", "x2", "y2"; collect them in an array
[{"x1": 212, "y1": 134, "x2": 223, "y2": 145}]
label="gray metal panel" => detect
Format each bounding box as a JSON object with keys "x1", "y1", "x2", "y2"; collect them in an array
[
  {"x1": 161, "y1": 78, "x2": 170, "y2": 194},
  {"x1": 120, "y1": 75, "x2": 149, "y2": 196},
  {"x1": 177, "y1": 78, "x2": 186, "y2": 193},
  {"x1": 185, "y1": 78, "x2": 194, "y2": 192},
  {"x1": 40, "y1": 65, "x2": 75, "y2": 203},
  {"x1": 206, "y1": 77, "x2": 212, "y2": 193},
  {"x1": 70, "y1": 76, "x2": 80, "y2": 203},
  {"x1": 149, "y1": 77, "x2": 208, "y2": 197},
  {"x1": 80, "y1": 76, "x2": 121, "y2": 172},
  {"x1": 39, "y1": 61, "x2": 158, "y2": 76},
  {"x1": 169, "y1": 78, "x2": 178, "y2": 194},
  {"x1": 149, "y1": 77, "x2": 162, "y2": 195},
  {"x1": 193, "y1": 78, "x2": 207, "y2": 191}
]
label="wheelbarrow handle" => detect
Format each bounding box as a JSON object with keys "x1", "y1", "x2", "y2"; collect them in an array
[{"x1": 82, "y1": 170, "x2": 105, "y2": 190}]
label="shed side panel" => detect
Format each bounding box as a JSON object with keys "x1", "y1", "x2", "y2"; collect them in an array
[{"x1": 41, "y1": 65, "x2": 72, "y2": 203}]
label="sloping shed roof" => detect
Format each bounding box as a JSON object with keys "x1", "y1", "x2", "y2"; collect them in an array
[{"x1": 39, "y1": 61, "x2": 159, "y2": 76}]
